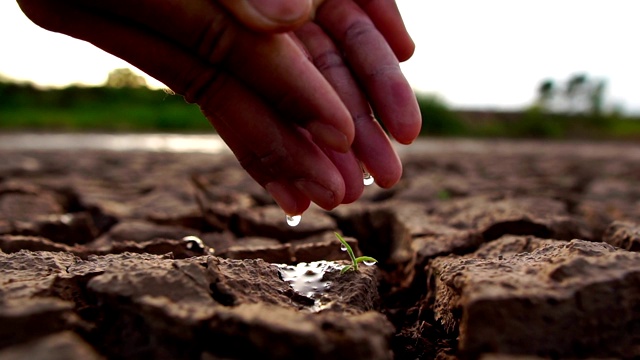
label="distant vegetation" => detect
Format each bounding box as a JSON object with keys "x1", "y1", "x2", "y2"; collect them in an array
[
  {"x1": 0, "y1": 69, "x2": 208, "y2": 132},
  {"x1": 418, "y1": 73, "x2": 640, "y2": 140},
  {"x1": 1, "y1": 69, "x2": 639, "y2": 139}
]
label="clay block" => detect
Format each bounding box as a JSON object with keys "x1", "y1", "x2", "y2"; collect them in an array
[
  {"x1": 428, "y1": 238, "x2": 640, "y2": 358},
  {"x1": 235, "y1": 206, "x2": 336, "y2": 241},
  {"x1": 1, "y1": 250, "x2": 386, "y2": 359},
  {"x1": 0, "y1": 299, "x2": 77, "y2": 350},
  {"x1": 0, "y1": 331, "x2": 101, "y2": 360},
  {"x1": 603, "y1": 221, "x2": 640, "y2": 252}
]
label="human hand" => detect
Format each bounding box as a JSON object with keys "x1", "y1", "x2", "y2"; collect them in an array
[{"x1": 17, "y1": 0, "x2": 421, "y2": 215}]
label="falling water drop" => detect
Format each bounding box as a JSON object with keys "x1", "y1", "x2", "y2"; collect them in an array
[
  {"x1": 363, "y1": 172, "x2": 374, "y2": 186},
  {"x1": 362, "y1": 259, "x2": 377, "y2": 266},
  {"x1": 286, "y1": 214, "x2": 302, "y2": 227},
  {"x1": 340, "y1": 243, "x2": 348, "y2": 251}
]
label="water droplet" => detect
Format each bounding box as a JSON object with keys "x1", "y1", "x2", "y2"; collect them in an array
[
  {"x1": 182, "y1": 236, "x2": 204, "y2": 251},
  {"x1": 286, "y1": 214, "x2": 301, "y2": 227},
  {"x1": 340, "y1": 244, "x2": 348, "y2": 251},
  {"x1": 59, "y1": 214, "x2": 73, "y2": 225},
  {"x1": 363, "y1": 260, "x2": 377, "y2": 266},
  {"x1": 363, "y1": 172, "x2": 374, "y2": 186}
]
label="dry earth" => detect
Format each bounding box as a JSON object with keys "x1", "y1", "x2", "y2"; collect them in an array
[{"x1": 1, "y1": 139, "x2": 639, "y2": 359}]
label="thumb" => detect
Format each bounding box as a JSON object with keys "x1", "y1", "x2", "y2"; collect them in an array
[{"x1": 218, "y1": 0, "x2": 314, "y2": 32}]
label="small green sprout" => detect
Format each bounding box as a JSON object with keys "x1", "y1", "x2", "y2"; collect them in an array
[{"x1": 335, "y1": 232, "x2": 378, "y2": 274}]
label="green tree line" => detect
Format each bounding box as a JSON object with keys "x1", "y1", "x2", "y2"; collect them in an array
[
  {"x1": 0, "y1": 69, "x2": 208, "y2": 132},
  {"x1": 2, "y1": 69, "x2": 639, "y2": 139},
  {"x1": 417, "y1": 73, "x2": 640, "y2": 140}
]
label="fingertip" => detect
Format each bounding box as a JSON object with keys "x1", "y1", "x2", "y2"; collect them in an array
[
  {"x1": 373, "y1": 164, "x2": 403, "y2": 189},
  {"x1": 393, "y1": 131, "x2": 419, "y2": 145},
  {"x1": 387, "y1": 114, "x2": 421, "y2": 145},
  {"x1": 341, "y1": 182, "x2": 364, "y2": 204},
  {"x1": 324, "y1": 150, "x2": 364, "y2": 204},
  {"x1": 355, "y1": 0, "x2": 416, "y2": 61},
  {"x1": 395, "y1": 38, "x2": 415, "y2": 62},
  {"x1": 385, "y1": 83, "x2": 422, "y2": 144},
  {"x1": 266, "y1": 181, "x2": 310, "y2": 215}
]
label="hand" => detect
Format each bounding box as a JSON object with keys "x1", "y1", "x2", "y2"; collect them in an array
[{"x1": 17, "y1": 0, "x2": 421, "y2": 215}]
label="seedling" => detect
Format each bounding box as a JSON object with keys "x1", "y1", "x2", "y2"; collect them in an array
[{"x1": 335, "y1": 232, "x2": 378, "y2": 274}]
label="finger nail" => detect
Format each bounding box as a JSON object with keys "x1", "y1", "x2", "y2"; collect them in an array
[
  {"x1": 248, "y1": 0, "x2": 311, "y2": 24},
  {"x1": 294, "y1": 179, "x2": 336, "y2": 210},
  {"x1": 307, "y1": 122, "x2": 350, "y2": 153}
]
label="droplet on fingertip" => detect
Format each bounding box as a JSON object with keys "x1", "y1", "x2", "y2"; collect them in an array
[
  {"x1": 286, "y1": 214, "x2": 302, "y2": 227},
  {"x1": 363, "y1": 172, "x2": 374, "y2": 186}
]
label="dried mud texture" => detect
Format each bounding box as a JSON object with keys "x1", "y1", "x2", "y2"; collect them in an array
[
  {"x1": 428, "y1": 238, "x2": 640, "y2": 358},
  {"x1": 0, "y1": 331, "x2": 102, "y2": 360},
  {"x1": 1, "y1": 139, "x2": 640, "y2": 359},
  {"x1": 603, "y1": 221, "x2": 640, "y2": 252},
  {"x1": 1, "y1": 250, "x2": 388, "y2": 359}
]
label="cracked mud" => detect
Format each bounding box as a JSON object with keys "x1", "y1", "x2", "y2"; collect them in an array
[{"x1": 1, "y1": 139, "x2": 640, "y2": 359}]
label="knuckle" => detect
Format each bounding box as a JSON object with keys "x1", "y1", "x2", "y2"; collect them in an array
[
  {"x1": 193, "y1": 15, "x2": 235, "y2": 64},
  {"x1": 366, "y1": 63, "x2": 401, "y2": 80},
  {"x1": 180, "y1": 67, "x2": 225, "y2": 105},
  {"x1": 257, "y1": 146, "x2": 291, "y2": 175},
  {"x1": 238, "y1": 146, "x2": 290, "y2": 178},
  {"x1": 353, "y1": 113, "x2": 376, "y2": 127},
  {"x1": 344, "y1": 20, "x2": 376, "y2": 46},
  {"x1": 312, "y1": 49, "x2": 345, "y2": 73}
]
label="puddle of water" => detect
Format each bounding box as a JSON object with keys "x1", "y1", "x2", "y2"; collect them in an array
[{"x1": 275, "y1": 261, "x2": 343, "y2": 312}]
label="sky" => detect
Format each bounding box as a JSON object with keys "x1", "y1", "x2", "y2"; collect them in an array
[{"x1": 1, "y1": 0, "x2": 639, "y2": 113}]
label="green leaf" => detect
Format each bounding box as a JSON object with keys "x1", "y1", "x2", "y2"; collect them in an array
[
  {"x1": 355, "y1": 256, "x2": 378, "y2": 264},
  {"x1": 340, "y1": 265, "x2": 353, "y2": 274},
  {"x1": 335, "y1": 232, "x2": 358, "y2": 271}
]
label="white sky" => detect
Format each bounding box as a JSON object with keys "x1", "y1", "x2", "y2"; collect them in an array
[{"x1": 1, "y1": 0, "x2": 639, "y2": 113}]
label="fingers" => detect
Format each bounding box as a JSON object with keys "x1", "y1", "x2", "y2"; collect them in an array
[
  {"x1": 295, "y1": 21, "x2": 403, "y2": 188},
  {"x1": 354, "y1": 0, "x2": 415, "y2": 61},
  {"x1": 200, "y1": 77, "x2": 347, "y2": 211},
  {"x1": 315, "y1": 0, "x2": 422, "y2": 145},
  {"x1": 21, "y1": 0, "x2": 347, "y2": 212},
  {"x1": 218, "y1": 0, "x2": 312, "y2": 32},
  {"x1": 224, "y1": 33, "x2": 354, "y2": 152},
  {"x1": 264, "y1": 181, "x2": 310, "y2": 216},
  {"x1": 323, "y1": 149, "x2": 364, "y2": 204},
  {"x1": 17, "y1": 0, "x2": 417, "y2": 212},
  {"x1": 63, "y1": 0, "x2": 355, "y2": 153}
]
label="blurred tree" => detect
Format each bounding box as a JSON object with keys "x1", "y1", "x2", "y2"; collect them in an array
[
  {"x1": 536, "y1": 79, "x2": 554, "y2": 109},
  {"x1": 105, "y1": 68, "x2": 147, "y2": 88},
  {"x1": 535, "y1": 73, "x2": 606, "y2": 116},
  {"x1": 416, "y1": 93, "x2": 466, "y2": 136}
]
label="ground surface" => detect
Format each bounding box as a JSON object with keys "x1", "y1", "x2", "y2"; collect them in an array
[{"x1": 1, "y1": 138, "x2": 639, "y2": 359}]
